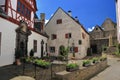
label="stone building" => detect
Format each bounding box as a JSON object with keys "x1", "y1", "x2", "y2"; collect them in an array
[
  {"x1": 89, "y1": 18, "x2": 117, "y2": 54},
  {"x1": 0, "y1": 0, "x2": 48, "y2": 66},
  {"x1": 45, "y1": 7, "x2": 90, "y2": 59}
]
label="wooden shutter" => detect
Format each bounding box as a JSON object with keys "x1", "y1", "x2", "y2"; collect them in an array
[
  {"x1": 65, "y1": 33, "x2": 71, "y2": 38},
  {"x1": 74, "y1": 47, "x2": 78, "y2": 52},
  {"x1": 65, "y1": 33, "x2": 68, "y2": 38}
]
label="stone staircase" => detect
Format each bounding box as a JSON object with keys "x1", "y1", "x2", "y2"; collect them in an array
[{"x1": 104, "y1": 46, "x2": 117, "y2": 54}]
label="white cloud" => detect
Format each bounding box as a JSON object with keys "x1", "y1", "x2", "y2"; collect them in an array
[
  {"x1": 88, "y1": 26, "x2": 95, "y2": 32},
  {"x1": 50, "y1": 14, "x2": 53, "y2": 17},
  {"x1": 45, "y1": 19, "x2": 49, "y2": 24}
]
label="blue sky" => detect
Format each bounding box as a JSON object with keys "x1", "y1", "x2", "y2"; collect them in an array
[{"x1": 36, "y1": 0, "x2": 116, "y2": 32}]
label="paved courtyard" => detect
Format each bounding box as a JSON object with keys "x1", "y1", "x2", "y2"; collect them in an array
[{"x1": 90, "y1": 55, "x2": 120, "y2": 80}]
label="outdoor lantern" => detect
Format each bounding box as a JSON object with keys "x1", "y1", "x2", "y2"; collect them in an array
[{"x1": 41, "y1": 40, "x2": 44, "y2": 45}]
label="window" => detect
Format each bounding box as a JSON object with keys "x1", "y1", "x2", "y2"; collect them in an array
[
  {"x1": 17, "y1": 0, "x2": 31, "y2": 19},
  {"x1": 57, "y1": 19, "x2": 62, "y2": 24},
  {"x1": 82, "y1": 33, "x2": 85, "y2": 39},
  {"x1": 49, "y1": 47, "x2": 55, "y2": 53},
  {"x1": 96, "y1": 28, "x2": 98, "y2": 30},
  {"x1": 0, "y1": 32, "x2": 1, "y2": 55},
  {"x1": 69, "y1": 47, "x2": 74, "y2": 53},
  {"x1": 65, "y1": 33, "x2": 71, "y2": 39},
  {"x1": 46, "y1": 43, "x2": 47, "y2": 52},
  {"x1": 51, "y1": 34, "x2": 57, "y2": 40},
  {"x1": 33, "y1": 40, "x2": 37, "y2": 52},
  {"x1": 78, "y1": 40, "x2": 82, "y2": 45}
]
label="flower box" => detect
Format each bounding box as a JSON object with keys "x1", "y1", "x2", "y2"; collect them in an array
[
  {"x1": 92, "y1": 57, "x2": 99, "y2": 64},
  {"x1": 83, "y1": 60, "x2": 91, "y2": 67},
  {"x1": 33, "y1": 59, "x2": 51, "y2": 69},
  {"x1": 66, "y1": 63, "x2": 79, "y2": 72}
]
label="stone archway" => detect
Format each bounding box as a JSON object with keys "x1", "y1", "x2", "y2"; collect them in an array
[{"x1": 15, "y1": 20, "x2": 31, "y2": 57}]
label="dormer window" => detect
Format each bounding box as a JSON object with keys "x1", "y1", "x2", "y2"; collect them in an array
[
  {"x1": 56, "y1": 19, "x2": 62, "y2": 24},
  {"x1": 96, "y1": 28, "x2": 98, "y2": 30}
]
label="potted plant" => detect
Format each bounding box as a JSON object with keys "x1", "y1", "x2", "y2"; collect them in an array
[
  {"x1": 34, "y1": 59, "x2": 51, "y2": 69},
  {"x1": 82, "y1": 60, "x2": 91, "y2": 67},
  {"x1": 66, "y1": 63, "x2": 79, "y2": 72},
  {"x1": 24, "y1": 57, "x2": 33, "y2": 63},
  {"x1": 99, "y1": 56, "x2": 107, "y2": 61},
  {"x1": 92, "y1": 57, "x2": 99, "y2": 64}
]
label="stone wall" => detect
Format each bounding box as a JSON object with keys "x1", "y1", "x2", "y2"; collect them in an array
[{"x1": 54, "y1": 60, "x2": 108, "y2": 80}]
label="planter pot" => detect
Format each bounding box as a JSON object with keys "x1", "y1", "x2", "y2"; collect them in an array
[
  {"x1": 66, "y1": 67, "x2": 79, "y2": 72},
  {"x1": 33, "y1": 63, "x2": 50, "y2": 69},
  {"x1": 83, "y1": 63, "x2": 91, "y2": 67},
  {"x1": 93, "y1": 61, "x2": 99, "y2": 64},
  {"x1": 16, "y1": 59, "x2": 21, "y2": 65},
  {"x1": 100, "y1": 58, "x2": 107, "y2": 61}
]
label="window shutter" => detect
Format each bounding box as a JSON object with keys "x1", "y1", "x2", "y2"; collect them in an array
[
  {"x1": 74, "y1": 47, "x2": 78, "y2": 52},
  {"x1": 65, "y1": 33, "x2": 71, "y2": 38},
  {"x1": 69, "y1": 33, "x2": 71, "y2": 38},
  {"x1": 82, "y1": 33, "x2": 85, "y2": 39},
  {"x1": 65, "y1": 33, "x2": 68, "y2": 38},
  {"x1": 54, "y1": 34, "x2": 57, "y2": 39}
]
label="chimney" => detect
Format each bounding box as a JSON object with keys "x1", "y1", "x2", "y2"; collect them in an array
[
  {"x1": 68, "y1": 10, "x2": 72, "y2": 16},
  {"x1": 40, "y1": 13, "x2": 45, "y2": 32},
  {"x1": 75, "y1": 16, "x2": 79, "y2": 23},
  {"x1": 40, "y1": 13, "x2": 45, "y2": 22},
  {"x1": 75, "y1": 16, "x2": 78, "y2": 21}
]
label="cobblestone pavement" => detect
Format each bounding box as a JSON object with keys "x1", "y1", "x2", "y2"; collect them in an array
[{"x1": 90, "y1": 55, "x2": 120, "y2": 80}]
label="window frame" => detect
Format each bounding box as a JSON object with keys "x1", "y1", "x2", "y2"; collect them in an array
[
  {"x1": 49, "y1": 46, "x2": 55, "y2": 53},
  {"x1": 56, "y1": 19, "x2": 62, "y2": 24},
  {"x1": 17, "y1": 0, "x2": 31, "y2": 19},
  {"x1": 33, "y1": 40, "x2": 37, "y2": 52}
]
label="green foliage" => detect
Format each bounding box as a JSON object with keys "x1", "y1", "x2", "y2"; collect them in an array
[
  {"x1": 25, "y1": 57, "x2": 33, "y2": 62},
  {"x1": 102, "y1": 45, "x2": 108, "y2": 51},
  {"x1": 99, "y1": 56, "x2": 107, "y2": 61},
  {"x1": 92, "y1": 57, "x2": 99, "y2": 63},
  {"x1": 92, "y1": 57, "x2": 99, "y2": 61},
  {"x1": 113, "y1": 44, "x2": 120, "y2": 56},
  {"x1": 34, "y1": 59, "x2": 51, "y2": 67},
  {"x1": 66, "y1": 63, "x2": 79, "y2": 69},
  {"x1": 83, "y1": 60, "x2": 91, "y2": 65},
  {"x1": 60, "y1": 46, "x2": 69, "y2": 56}
]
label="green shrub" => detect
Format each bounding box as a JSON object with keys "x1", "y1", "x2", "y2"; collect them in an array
[
  {"x1": 66, "y1": 63, "x2": 79, "y2": 69},
  {"x1": 34, "y1": 59, "x2": 51, "y2": 67},
  {"x1": 92, "y1": 57, "x2": 99, "y2": 63},
  {"x1": 83, "y1": 60, "x2": 91, "y2": 66},
  {"x1": 99, "y1": 56, "x2": 107, "y2": 61}
]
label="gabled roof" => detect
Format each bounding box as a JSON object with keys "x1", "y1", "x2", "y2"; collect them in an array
[
  {"x1": 45, "y1": 7, "x2": 89, "y2": 35},
  {"x1": 90, "y1": 25, "x2": 103, "y2": 33},
  {"x1": 101, "y1": 18, "x2": 116, "y2": 28}
]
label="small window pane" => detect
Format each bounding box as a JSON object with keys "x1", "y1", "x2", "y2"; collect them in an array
[
  {"x1": 34, "y1": 40, "x2": 37, "y2": 52},
  {"x1": 57, "y1": 19, "x2": 62, "y2": 24}
]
